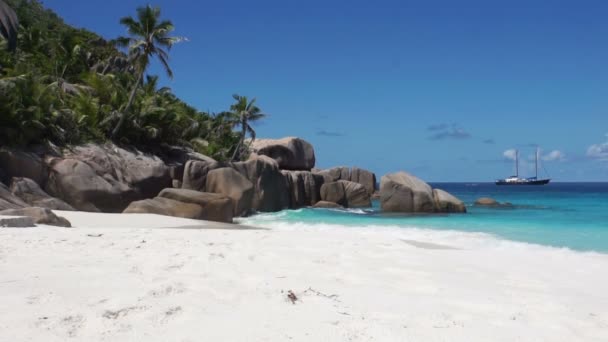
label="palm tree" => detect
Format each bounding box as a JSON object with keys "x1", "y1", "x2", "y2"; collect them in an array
[
  {"x1": 0, "y1": 0, "x2": 18, "y2": 51},
  {"x1": 229, "y1": 94, "x2": 266, "y2": 161},
  {"x1": 111, "y1": 5, "x2": 184, "y2": 138}
]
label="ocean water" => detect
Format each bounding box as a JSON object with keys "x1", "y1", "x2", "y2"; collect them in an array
[{"x1": 240, "y1": 183, "x2": 608, "y2": 253}]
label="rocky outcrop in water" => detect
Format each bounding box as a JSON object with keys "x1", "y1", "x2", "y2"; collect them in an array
[
  {"x1": 231, "y1": 156, "x2": 290, "y2": 212},
  {"x1": 314, "y1": 166, "x2": 377, "y2": 196},
  {"x1": 320, "y1": 180, "x2": 371, "y2": 208},
  {"x1": 282, "y1": 170, "x2": 325, "y2": 209},
  {"x1": 312, "y1": 201, "x2": 344, "y2": 209},
  {"x1": 380, "y1": 172, "x2": 466, "y2": 213},
  {"x1": 474, "y1": 197, "x2": 513, "y2": 208}
]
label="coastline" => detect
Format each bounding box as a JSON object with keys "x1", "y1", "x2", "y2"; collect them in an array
[{"x1": 2, "y1": 212, "x2": 608, "y2": 341}]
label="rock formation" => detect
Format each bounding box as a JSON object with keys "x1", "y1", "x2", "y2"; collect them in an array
[
  {"x1": 380, "y1": 172, "x2": 466, "y2": 213},
  {"x1": 320, "y1": 180, "x2": 371, "y2": 208},
  {"x1": 250, "y1": 137, "x2": 316, "y2": 171},
  {"x1": 282, "y1": 170, "x2": 325, "y2": 209},
  {"x1": 231, "y1": 156, "x2": 290, "y2": 212},
  {"x1": 312, "y1": 201, "x2": 344, "y2": 209},
  {"x1": 10, "y1": 177, "x2": 75, "y2": 211},
  {"x1": 206, "y1": 167, "x2": 254, "y2": 217},
  {"x1": 0, "y1": 182, "x2": 27, "y2": 210},
  {"x1": 314, "y1": 166, "x2": 377, "y2": 196},
  {"x1": 124, "y1": 189, "x2": 233, "y2": 223},
  {"x1": 0, "y1": 207, "x2": 71, "y2": 227}
]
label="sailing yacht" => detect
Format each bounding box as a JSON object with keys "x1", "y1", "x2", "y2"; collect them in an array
[{"x1": 495, "y1": 148, "x2": 551, "y2": 185}]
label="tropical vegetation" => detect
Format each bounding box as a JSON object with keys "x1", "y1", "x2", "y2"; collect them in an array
[{"x1": 0, "y1": 0, "x2": 262, "y2": 161}]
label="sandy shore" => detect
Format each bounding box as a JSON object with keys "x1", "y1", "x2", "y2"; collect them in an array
[{"x1": 1, "y1": 212, "x2": 608, "y2": 341}]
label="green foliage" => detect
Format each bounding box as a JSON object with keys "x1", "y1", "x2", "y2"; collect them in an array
[
  {"x1": 0, "y1": 0, "x2": 264, "y2": 161},
  {"x1": 229, "y1": 94, "x2": 266, "y2": 161}
]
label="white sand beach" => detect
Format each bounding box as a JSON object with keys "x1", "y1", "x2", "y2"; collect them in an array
[{"x1": 1, "y1": 211, "x2": 608, "y2": 342}]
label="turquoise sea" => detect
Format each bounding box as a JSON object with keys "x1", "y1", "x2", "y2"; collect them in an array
[{"x1": 241, "y1": 183, "x2": 608, "y2": 253}]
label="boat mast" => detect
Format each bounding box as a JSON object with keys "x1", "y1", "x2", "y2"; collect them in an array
[
  {"x1": 535, "y1": 148, "x2": 538, "y2": 179},
  {"x1": 515, "y1": 150, "x2": 519, "y2": 177}
]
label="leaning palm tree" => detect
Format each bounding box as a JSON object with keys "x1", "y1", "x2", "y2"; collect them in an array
[
  {"x1": 111, "y1": 5, "x2": 184, "y2": 138},
  {"x1": 229, "y1": 94, "x2": 266, "y2": 161},
  {"x1": 0, "y1": 0, "x2": 18, "y2": 51}
]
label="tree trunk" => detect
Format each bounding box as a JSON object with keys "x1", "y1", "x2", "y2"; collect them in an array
[
  {"x1": 111, "y1": 70, "x2": 144, "y2": 138},
  {"x1": 231, "y1": 118, "x2": 247, "y2": 161}
]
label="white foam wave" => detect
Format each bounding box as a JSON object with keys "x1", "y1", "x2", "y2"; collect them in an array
[{"x1": 238, "y1": 220, "x2": 607, "y2": 257}]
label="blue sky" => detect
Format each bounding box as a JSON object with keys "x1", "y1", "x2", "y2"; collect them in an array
[{"x1": 44, "y1": 0, "x2": 608, "y2": 181}]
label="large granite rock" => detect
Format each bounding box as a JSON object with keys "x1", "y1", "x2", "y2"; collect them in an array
[
  {"x1": 0, "y1": 207, "x2": 71, "y2": 227},
  {"x1": 474, "y1": 197, "x2": 513, "y2": 208},
  {"x1": 474, "y1": 197, "x2": 499, "y2": 206},
  {"x1": 433, "y1": 189, "x2": 467, "y2": 213},
  {"x1": 312, "y1": 201, "x2": 344, "y2": 209},
  {"x1": 10, "y1": 177, "x2": 75, "y2": 211},
  {"x1": 0, "y1": 216, "x2": 36, "y2": 228},
  {"x1": 319, "y1": 181, "x2": 346, "y2": 206},
  {"x1": 124, "y1": 197, "x2": 209, "y2": 221},
  {"x1": 0, "y1": 150, "x2": 49, "y2": 186},
  {"x1": 380, "y1": 172, "x2": 436, "y2": 213},
  {"x1": 282, "y1": 170, "x2": 325, "y2": 208},
  {"x1": 314, "y1": 166, "x2": 377, "y2": 195},
  {"x1": 158, "y1": 189, "x2": 234, "y2": 223},
  {"x1": 46, "y1": 158, "x2": 130, "y2": 212},
  {"x1": 315, "y1": 166, "x2": 350, "y2": 183},
  {"x1": 350, "y1": 167, "x2": 377, "y2": 195},
  {"x1": 0, "y1": 182, "x2": 27, "y2": 210},
  {"x1": 182, "y1": 159, "x2": 220, "y2": 192},
  {"x1": 206, "y1": 167, "x2": 254, "y2": 217},
  {"x1": 161, "y1": 146, "x2": 216, "y2": 183},
  {"x1": 251, "y1": 137, "x2": 316, "y2": 171},
  {"x1": 66, "y1": 144, "x2": 172, "y2": 199},
  {"x1": 380, "y1": 172, "x2": 466, "y2": 213},
  {"x1": 320, "y1": 180, "x2": 371, "y2": 208},
  {"x1": 124, "y1": 189, "x2": 233, "y2": 223},
  {"x1": 232, "y1": 156, "x2": 290, "y2": 212},
  {"x1": 45, "y1": 143, "x2": 173, "y2": 212}
]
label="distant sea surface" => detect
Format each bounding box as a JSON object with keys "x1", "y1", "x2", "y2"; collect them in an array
[{"x1": 240, "y1": 183, "x2": 608, "y2": 253}]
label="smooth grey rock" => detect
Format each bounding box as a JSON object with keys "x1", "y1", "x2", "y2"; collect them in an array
[
  {"x1": 0, "y1": 182, "x2": 27, "y2": 210},
  {"x1": 320, "y1": 180, "x2": 371, "y2": 208},
  {"x1": 315, "y1": 166, "x2": 350, "y2": 183},
  {"x1": 232, "y1": 156, "x2": 290, "y2": 212},
  {"x1": 157, "y1": 188, "x2": 234, "y2": 223},
  {"x1": 0, "y1": 150, "x2": 48, "y2": 186},
  {"x1": 433, "y1": 189, "x2": 467, "y2": 213},
  {"x1": 206, "y1": 167, "x2": 254, "y2": 217},
  {"x1": 45, "y1": 143, "x2": 175, "y2": 212},
  {"x1": 312, "y1": 201, "x2": 344, "y2": 209},
  {"x1": 380, "y1": 172, "x2": 435, "y2": 213},
  {"x1": 250, "y1": 137, "x2": 316, "y2": 170},
  {"x1": 124, "y1": 197, "x2": 210, "y2": 221},
  {"x1": 350, "y1": 167, "x2": 377, "y2": 195},
  {"x1": 0, "y1": 207, "x2": 71, "y2": 227},
  {"x1": 474, "y1": 197, "x2": 499, "y2": 206},
  {"x1": 10, "y1": 177, "x2": 75, "y2": 211},
  {"x1": 282, "y1": 170, "x2": 325, "y2": 208},
  {"x1": 0, "y1": 216, "x2": 36, "y2": 228},
  {"x1": 182, "y1": 159, "x2": 220, "y2": 192}
]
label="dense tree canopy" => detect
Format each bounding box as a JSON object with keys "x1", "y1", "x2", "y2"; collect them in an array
[{"x1": 0, "y1": 0, "x2": 259, "y2": 161}]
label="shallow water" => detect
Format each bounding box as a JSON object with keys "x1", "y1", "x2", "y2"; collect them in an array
[{"x1": 240, "y1": 183, "x2": 608, "y2": 253}]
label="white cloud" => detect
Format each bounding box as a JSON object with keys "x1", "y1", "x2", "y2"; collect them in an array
[
  {"x1": 542, "y1": 150, "x2": 566, "y2": 162},
  {"x1": 587, "y1": 134, "x2": 608, "y2": 161},
  {"x1": 503, "y1": 149, "x2": 517, "y2": 160}
]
